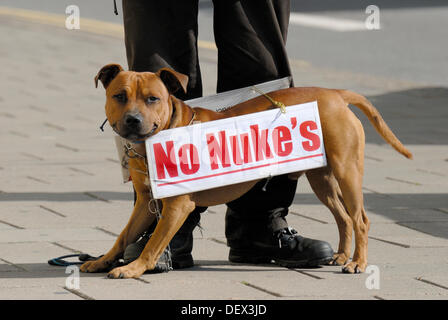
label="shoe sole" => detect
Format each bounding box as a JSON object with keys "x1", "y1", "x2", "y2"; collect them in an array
[
  {"x1": 229, "y1": 249, "x2": 333, "y2": 268},
  {"x1": 274, "y1": 247, "x2": 334, "y2": 268},
  {"x1": 274, "y1": 256, "x2": 333, "y2": 268}
]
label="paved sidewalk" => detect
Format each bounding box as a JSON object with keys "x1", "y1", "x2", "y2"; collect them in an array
[{"x1": 0, "y1": 12, "x2": 447, "y2": 300}]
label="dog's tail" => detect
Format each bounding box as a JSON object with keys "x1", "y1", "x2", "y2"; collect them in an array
[{"x1": 338, "y1": 90, "x2": 413, "y2": 159}]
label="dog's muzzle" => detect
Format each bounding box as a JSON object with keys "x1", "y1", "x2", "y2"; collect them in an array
[
  {"x1": 124, "y1": 113, "x2": 143, "y2": 130},
  {"x1": 119, "y1": 112, "x2": 158, "y2": 142}
]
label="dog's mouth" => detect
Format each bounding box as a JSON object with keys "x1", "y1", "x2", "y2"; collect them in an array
[
  {"x1": 113, "y1": 123, "x2": 159, "y2": 142},
  {"x1": 135, "y1": 123, "x2": 159, "y2": 140}
]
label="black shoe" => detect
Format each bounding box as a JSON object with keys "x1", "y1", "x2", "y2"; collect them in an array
[
  {"x1": 123, "y1": 232, "x2": 194, "y2": 270},
  {"x1": 123, "y1": 207, "x2": 203, "y2": 270},
  {"x1": 229, "y1": 228, "x2": 334, "y2": 268}
]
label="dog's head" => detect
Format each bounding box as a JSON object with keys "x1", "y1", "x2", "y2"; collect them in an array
[{"x1": 95, "y1": 63, "x2": 189, "y2": 142}]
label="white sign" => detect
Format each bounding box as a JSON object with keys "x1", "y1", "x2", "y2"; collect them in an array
[{"x1": 146, "y1": 101, "x2": 326, "y2": 199}]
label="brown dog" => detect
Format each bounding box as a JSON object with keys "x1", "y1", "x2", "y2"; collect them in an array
[{"x1": 80, "y1": 63, "x2": 412, "y2": 279}]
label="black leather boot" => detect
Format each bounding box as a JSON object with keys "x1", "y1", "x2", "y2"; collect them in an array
[
  {"x1": 168, "y1": 208, "x2": 201, "y2": 269},
  {"x1": 226, "y1": 207, "x2": 334, "y2": 268},
  {"x1": 228, "y1": 227, "x2": 334, "y2": 268}
]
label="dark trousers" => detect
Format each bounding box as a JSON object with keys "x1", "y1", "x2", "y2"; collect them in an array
[{"x1": 123, "y1": 0, "x2": 298, "y2": 247}]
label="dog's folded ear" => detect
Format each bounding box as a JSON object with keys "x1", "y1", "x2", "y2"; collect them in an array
[
  {"x1": 156, "y1": 68, "x2": 189, "y2": 94},
  {"x1": 95, "y1": 63, "x2": 124, "y2": 89}
]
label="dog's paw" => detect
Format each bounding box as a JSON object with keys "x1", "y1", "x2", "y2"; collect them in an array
[
  {"x1": 80, "y1": 259, "x2": 111, "y2": 273},
  {"x1": 328, "y1": 253, "x2": 349, "y2": 266},
  {"x1": 107, "y1": 260, "x2": 147, "y2": 279},
  {"x1": 342, "y1": 260, "x2": 366, "y2": 274}
]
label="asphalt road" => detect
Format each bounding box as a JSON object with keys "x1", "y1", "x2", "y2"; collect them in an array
[{"x1": 2, "y1": 0, "x2": 447, "y2": 86}]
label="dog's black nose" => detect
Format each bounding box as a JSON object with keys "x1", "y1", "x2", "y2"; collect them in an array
[{"x1": 124, "y1": 113, "x2": 143, "y2": 127}]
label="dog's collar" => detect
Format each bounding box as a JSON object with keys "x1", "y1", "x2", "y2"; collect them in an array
[{"x1": 170, "y1": 97, "x2": 196, "y2": 126}]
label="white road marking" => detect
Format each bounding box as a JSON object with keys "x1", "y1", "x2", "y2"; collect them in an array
[{"x1": 290, "y1": 12, "x2": 366, "y2": 32}]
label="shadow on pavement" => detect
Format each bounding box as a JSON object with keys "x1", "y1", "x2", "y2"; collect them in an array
[
  {"x1": 0, "y1": 264, "x2": 98, "y2": 279},
  {"x1": 2, "y1": 191, "x2": 447, "y2": 239},
  {"x1": 359, "y1": 87, "x2": 448, "y2": 146},
  {"x1": 293, "y1": 193, "x2": 448, "y2": 240},
  {"x1": 0, "y1": 262, "x2": 291, "y2": 278}
]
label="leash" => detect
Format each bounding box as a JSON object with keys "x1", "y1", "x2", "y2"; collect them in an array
[
  {"x1": 48, "y1": 254, "x2": 103, "y2": 267},
  {"x1": 48, "y1": 253, "x2": 126, "y2": 270}
]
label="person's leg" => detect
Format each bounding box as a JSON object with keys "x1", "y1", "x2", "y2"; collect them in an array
[
  {"x1": 213, "y1": 0, "x2": 294, "y2": 235},
  {"x1": 213, "y1": 0, "x2": 333, "y2": 266},
  {"x1": 123, "y1": 0, "x2": 202, "y2": 100},
  {"x1": 225, "y1": 176, "x2": 295, "y2": 248},
  {"x1": 213, "y1": 0, "x2": 293, "y2": 92},
  {"x1": 122, "y1": 0, "x2": 205, "y2": 268}
]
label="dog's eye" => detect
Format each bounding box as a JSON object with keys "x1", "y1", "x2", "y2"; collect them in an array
[
  {"x1": 113, "y1": 92, "x2": 128, "y2": 103},
  {"x1": 146, "y1": 96, "x2": 160, "y2": 104},
  {"x1": 113, "y1": 92, "x2": 127, "y2": 103}
]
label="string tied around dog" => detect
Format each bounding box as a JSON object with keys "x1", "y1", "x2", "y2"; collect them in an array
[
  {"x1": 251, "y1": 85, "x2": 287, "y2": 113},
  {"x1": 250, "y1": 85, "x2": 286, "y2": 193}
]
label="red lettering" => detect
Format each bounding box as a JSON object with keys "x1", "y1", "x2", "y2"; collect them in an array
[
  {"x1": 250, "y1": 124, "x2": 273, "y2": 161},
  {"x1": 229, "y1": 135, "x2": 243, "y2": 165},
  {"x1": 272, "y1": 126, "x2": 293, "y2": 157},
  {"x1": 290, "y1": 116, "x2": 297, "y2": 129},
  {"x1": 300, "y1": 121, "x2": 321, "y2": 151},
  {"x1": 178, "y1": 143, "x2": 200, "y2": 175},
  {"x1": 240, "y1": 133, "x2": 253, "y2": 164},
  {"x1": 153, "y1": 141, "x2": 178, "y2": 179},
  {"x1": 206, "y1": 131, "x2": 231, "y2": 170}
]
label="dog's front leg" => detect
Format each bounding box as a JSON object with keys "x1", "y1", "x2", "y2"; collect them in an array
[
  {"x1": 107, "y1": 195, "x2": 195, "y2": 279},
  {"x1": 80, "y1": 192, "x2": 156, "y2": 273}
]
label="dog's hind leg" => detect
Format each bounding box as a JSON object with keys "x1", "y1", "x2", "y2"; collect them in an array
[
  {"x1": 306, "y1": 167, "x2": 352, "y2": 266},
  {"x1": 329, "y1": 155, "x2": 370, "y2": 274}
]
